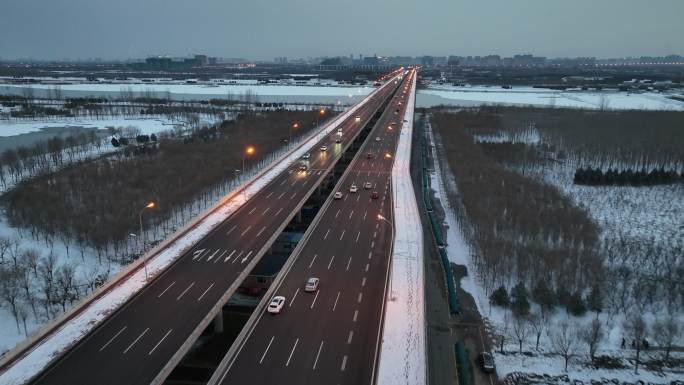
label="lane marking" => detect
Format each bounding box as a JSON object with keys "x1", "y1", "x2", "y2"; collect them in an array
[
  {"x1": 275, "y1": 207, "x2": 284, "y2": 216},
  {"x1": 241, "y1": 251, "x2": 252, "y2": 264},
  {"x1": 197, "y1": 283, "x2": 215, "y2": 301},
  {"x1": 347, "y1": 330, "x2": 354, "y2": 344},
  {"x1": 206, "y1": 249, "x2": 219, "y2": 261},
  {"x1": 248, "y1": 207, "x2": 257, "y2": 215},
  {"x1": 353, "y1": 310, "x2": 358, "y2": 322},
  {"x1": 327, "y1": 255, "x2": 335, "y2": 270},
  {"x1": 375, "y1": 223, "x2": 379, "y2": 229},
  {"x1": 225, "y1": 225, "x2": 237, "y2": 236},
  {"x1": 280, "y1": 179, "x2": 287, "y2": 186},
  {"x1": 349, "y1": 210, "x2": 354, "y2": 219},
  {"x1": 371, "y1": 241, "x2": 375, "y2": 248},
  {"x1": 266, "y1": 191, "x2": 274, "y2": 198},
  {"x1": 123, "y1": 328, "x2": 149, "y2": 354},
  {"x1": 240, "y1": 225, "x2": 252, "y2": 237},
  {"x1": 362, "y1": 277, "x2": 366, "y2": 287},
  {"x1": 323, "y1": 229, "x2": 330, "y2": 240},
  {"x1": 214, "y1": 250, "x2": 227, "y2": 264},
  {"x1": 346, "y1": 256, "x2": 352, "y2": 271},
  {"x1": 290, "y1": 288, "x2": 299, "y2": 307},
  {"x1": 99, "y1": 326, "x2": 126, "y2": 352},
  {"x1": 158, "y1": 282, "x2": 175, "y2": 298},
  {"x1": 363, "y1": 211, "x2": 367, "y2": 220},
  {"x1": 177, "y1": 282, "x2": 195, "y2": 300},
  {"x1": 368, "y1": 251, "x2": 372, "y2": 259},
  {"x1": 291, "y1": 180, "x2": 297, "y2": 187},
  {"x1": 277, "y1": 192, "x2": 285, "y2": 199},
  {"x1": 339, "y1": 230, "x2": 345, "y2": 241},
  {"x1": 261, "y1": 207, "x2": 271, "y2": 216},
  {"x1": 290, "y1": 192, "x2": 297, "y2": 199},
  {"x1": 355, "y1": 231, "x2": 360, "y2": 243},
  {"x1": 356, "y1": 195, "x2": 360, "y2": 202},
  {"x1": 373, "y1": 231, "x2": 377, "y2": 238},
  {"x1": 192, "y1": 248, "x2": 207, "y2": 261},
  {"x1": 232, "y1": 250, "x2": 244, "y2": 264},
  {"x1": 259, "y1": 336, "x2": 275, "y2": 364},
  {"x1": 313, "y1": 340, "x2": 325, "y2": 370},
  {"x1": 332, "y1": 292, "x2": 340, "y2": 311},
  {"x1": 335, "y1": 209, "x2": 340, "y2": 218},
  {"x1": 286, "y1": 338, "x2": 299, "y2": 367},
  {"x1": 341, "y1": 355, "x2": 348, "y2": 371},
  {"x1": 310, "y1": 290, "x2": 320, "y2": 309},
  {"x1": 224, "y1": 249, "x2": 236, "y2": 262},
  {"x1": 148, "y1": 329, "x2": 173, "y2": 355},
  {"x1": 365, "y1": 263, "x2": 370, "y2": 272},
  {"x1": 358, "y1": 292, "x2": 363, "y2": 303},
  {"x1": 309, "y1": 254, "x2": 317, "y2": 268},
  {"x1": 256, "y1": 226, "x2": 267, "y2": 237}
]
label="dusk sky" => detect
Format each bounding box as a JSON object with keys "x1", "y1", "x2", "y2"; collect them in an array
[{"x1": 1, "y1": 0, "x2": 683, "y2": 60}]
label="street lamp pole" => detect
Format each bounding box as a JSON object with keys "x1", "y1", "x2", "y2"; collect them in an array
[{"x1": 139, "y1": 201, "x2": 155, "y2": 280}]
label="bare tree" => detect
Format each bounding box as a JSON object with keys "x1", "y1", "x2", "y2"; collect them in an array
[
  {"x1": 38, "y1": 253, "x2": 57, "y2": 318},
  {"x1": 549, "y1": 320, "x2": 577, "y2": 372},
  {"x1": 579, "y1": 318, "x2": 604, "y2": 365},
  {"x1": 0, "y1": 236, "x2": 11, "y2": 264},
  {"x1": 56, "y1": 264, "x2": 76, "y2": 312},
  {"x1": 511, "y1": 315, "x2": 531, "y2": 354},
  {"x1": 651, "y1": 315, "x2": 680, "y2": 364},
  {"x1": 528, "y1": 311, "x2": 546, "y2": 351},
  {"x1": 0, "y1": 267, "x2": 22, "y2": 333},
  {"x1": 624, "y1": 314, "x2": 647, "y2": 375}
]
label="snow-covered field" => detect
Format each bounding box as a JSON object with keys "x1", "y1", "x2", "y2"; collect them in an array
[
  {"x1": 428, "y1": 120, "x2": 684, "y2": 383},
  {"x1": 0, "y1": 116, "x2": 182, "y2": 137},
  {"x1": 417, "y1": 85, "x2": 684, "y2": 111},
  {"x1": 0, "y1": 83, "x2": 372, "y2": 104}
]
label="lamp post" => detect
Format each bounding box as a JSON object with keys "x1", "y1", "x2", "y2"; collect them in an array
[
  {"x1": 290, "y1": 122, "x2": 299, "y2": 148},
  {"x1": 243, "y1": 146, "x2": 255, "y2": 175},
  {"x1": 139, "y1": 201, "x2": 155, "y2": 280},
  {"x1": 377, "y1": 214, "x2": 395, "y2": 301}
]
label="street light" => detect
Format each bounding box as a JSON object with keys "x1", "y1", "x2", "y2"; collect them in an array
[
  {"x1": 243, "y1": 146, "x2": 255, "y2": 175},
  {"x1": 139, "y1": 201, "x2": 156, "y2": 280},
  {"x1": 290, "y1": 122, "x2": 299, "y2": 147},
  {"x1": 377, "y1": 214, "x2": 395, "y2": 301}
]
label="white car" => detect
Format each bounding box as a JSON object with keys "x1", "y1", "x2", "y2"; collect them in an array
[
  {"x1": 364, "y1": 182, "x2": 373, "y2": 189},
  {"x1": 349, "y1": 184, "x2": 358, "y2": 193},
  {"x1": 375, "y1": 137, "x2": 381, "y2": 142},
  {"x1": 305, "y1": 277, "x2": 320, "y2": 292},
  {"x1": 302, "y1": 153, "x2": 311, "y2": 160},
  {"x1": 267, "y1": 296, "x2": 286, "y2": 314},
  {"x1": 333, "y1": 191, "x2": 343, "y2": 200},
  {"x1": 355, "y1": 116, "x2": 361, "y2": 122},
  {"x1": 320, "y1": 145, "x2": 328, "y2": 152}
]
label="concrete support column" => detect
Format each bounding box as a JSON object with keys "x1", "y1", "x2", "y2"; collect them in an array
[{"x1": 213, "y1": 310, "x2": 224, "y2": 334}]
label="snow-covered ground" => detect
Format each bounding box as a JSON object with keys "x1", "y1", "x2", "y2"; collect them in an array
[
  {"x1": 0, "y1": 83, "x2": 372, "y2": 104},
  {"x1": 417, "y1": 85, "x2": 684, "y2": 111},
  {"x1": 428, "y1": 120, "x2": 684, "y2": 383},
  {"x1": 0, "y1": 116, "x2": 183, "y2": 137},
  {"x1": 0, "y1": 78, "x2": 394, "y2": 385},
  {"x1": 377, "y1": 71, "x2": 426, "y2": 385}
]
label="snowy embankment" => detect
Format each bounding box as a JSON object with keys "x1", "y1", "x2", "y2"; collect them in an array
[
  {"x1": 0, "y1": 78, "x2": 395, "y2": 385},
  {"x1": 418, "y1": 85, "x2": 684, "y2": 111},
  {"x1": 377, "y1": 71, "x2": 426, "y2": 385}
]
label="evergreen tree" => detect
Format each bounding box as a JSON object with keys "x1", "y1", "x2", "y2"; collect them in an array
[
  {"x1": 532, "y1": 279, "x2": 555, "y2": 316},
  {"x1": 511, "y1": 282, "x2": 530, "y2": 317},
  {"x1": 566, "y1": 290, "x2": 586, "y2": 316},
  {"x1": 489, "y1": 286, "x2": 510, "y2": 308}
]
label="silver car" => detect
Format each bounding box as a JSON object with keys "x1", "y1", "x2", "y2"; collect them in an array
[{"x1": 305, "y1": 277, "x2": 320, "y2": 292}]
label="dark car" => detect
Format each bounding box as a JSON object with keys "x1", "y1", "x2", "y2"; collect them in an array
[
  {"x1": 371, "y1": 191, "x2": 379, "y2": 199},
  {"x1": 477, "y1": 352, "x2": 495, "y2": 373}
]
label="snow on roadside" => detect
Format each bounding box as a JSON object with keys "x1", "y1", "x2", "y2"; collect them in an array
[
  {"x1": 0, "y1": 116, "x2": 183, "y2": 137},
  {"x1": 0, "y1": 78, "x2": 395, "y2": 385},
  {"x1": 377, "y1": 70, "x2": 426, "y2": 385}
]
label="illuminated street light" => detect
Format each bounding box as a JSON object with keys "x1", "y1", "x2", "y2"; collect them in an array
[
  {"x1": 139, "y1": 201, "x2": 156, "y2": 279},
  {"x1": 290, "y1": 122, "x2": 299, "y2": 147},
  {"x1": 384, "y1": 153, "x2": 392, "y2": 159}
]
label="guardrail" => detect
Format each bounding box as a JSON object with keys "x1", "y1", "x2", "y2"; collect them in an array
[{"x1": 419, "y1": 117, "x2": 461, "y2": 315}]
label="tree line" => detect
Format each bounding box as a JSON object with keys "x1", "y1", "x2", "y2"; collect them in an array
[{"x1": 573, "y1": 167, "x2": 682, "y2": 186}]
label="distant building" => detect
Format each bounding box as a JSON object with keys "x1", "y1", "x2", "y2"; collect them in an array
[{"x1": 421, "y1": 56, "x2": 434, "y2": 66}]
